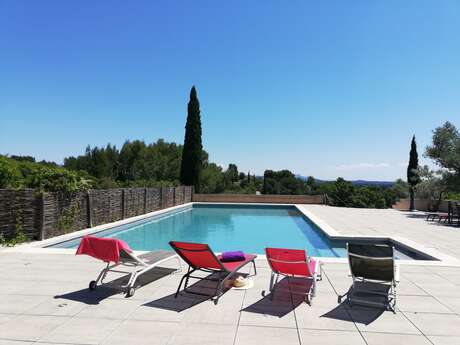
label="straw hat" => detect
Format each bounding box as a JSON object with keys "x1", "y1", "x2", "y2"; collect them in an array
[{"x1": 231, "y1": 275, "x2": 254, "y2": 290}]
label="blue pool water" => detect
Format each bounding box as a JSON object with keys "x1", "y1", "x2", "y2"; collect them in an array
[
  {"x1": 51, "y1": 204, "x2": 347, "y2": 257},
  {"x1": 50, "y1": 204, "x2": 434, "y2": 259}
]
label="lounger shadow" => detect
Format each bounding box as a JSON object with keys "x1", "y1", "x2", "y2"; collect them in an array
[
  {"x1": 143, "y1": 271, "x2": 234, "y2": 312},
  {"x1": 243, "y1": 277, "x2": 310, "y2": 318},
  {"x1": 55, "y1": 267, "x2": 175, "y2": 304}
]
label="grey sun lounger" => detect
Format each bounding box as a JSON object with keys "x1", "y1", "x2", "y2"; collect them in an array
[
  {"x1": 77, "y1": 236, "x2": 181, "y2": 297},
  {"x1": 339, "y1": 243, "x2": 399, "y2": 312},
  {"x1": 426, "y1": 212, "x2": 448, "y2": 221},
  {"x1": 90, "y1": 249, "x2": 182, "y2": 297}
]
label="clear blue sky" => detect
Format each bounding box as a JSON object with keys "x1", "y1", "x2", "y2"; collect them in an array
[{"x1": 1, "y1": 1, "x2": 459, "y2": 180}]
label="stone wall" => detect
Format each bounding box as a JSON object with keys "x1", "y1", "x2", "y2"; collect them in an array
[
  {"x1": 192, "y1": 193, "x2": 324, "y2": 204},
  {"x1": 392, "y1": 198, "x2": 451, "y2": 212}
]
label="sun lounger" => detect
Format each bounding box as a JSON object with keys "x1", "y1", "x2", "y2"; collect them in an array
[
  {"x1": 426, "y1": 212, "x2": 448, "y2": 221},
  {"x1": 169, "y1": 241, "x2": 257, "y2": 305},
  {"x1": 76, "y1": 236, "x2": 180, "y2": 297},
  {"x1": 437, "y1": 203, "x2": 460, "y2": 225},
  {"x1": 265, "y1": 247, "x2": 321, "y2": 305},
  {"x1": 340, "y1": 243, "x2": 399, "y2": 312}
]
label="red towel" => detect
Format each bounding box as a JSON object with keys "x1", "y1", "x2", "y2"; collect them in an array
[{"x1": 76, "y1": 236, "x2": 132, "y2": 263}]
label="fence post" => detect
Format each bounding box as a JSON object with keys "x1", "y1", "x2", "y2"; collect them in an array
[
  {"x1": 448, "y1": 201, "x2": 452, "y2": 224},
  {"x1": 40, "y1": 192, "x2": 46, "y2": 240},
  {"x1": 144, "y1": 188, "x2": 147, "y2": 214},
  {"x1": 121, "y1": 189, "x2": 125, "y2": 219},
  {"x1": 86, "y1": 190, "x2": 93, "y2": 228},
  {"x1": 160, "y1": 187, "x2": 164, "y2": 209}
]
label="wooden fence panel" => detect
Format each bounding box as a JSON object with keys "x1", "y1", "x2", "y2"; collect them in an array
[
  {"x1": 161, "y1": 187, "x2": 175, "y2": 209},
  {"x1": 184, "y1": 186, "x2": 192, "y2": 203},
  {"x1": 146, "y1": 188, "x2": 161, "y2": 212},
  {"x1": 174, "y1": 186, "x2": 184, "y2": 206},
  {"x1": 90, "y1": 189, "x2": 123, "y2": 227},
  {"x1": 42, "y1": 192, "x2": 88, "y2": 239},
  {"x1": 124, "y1": 188, "x2": 146, "y2": 218},
  {"x1": 0, "y1": 189, "x2": 41, "y2": 240}
]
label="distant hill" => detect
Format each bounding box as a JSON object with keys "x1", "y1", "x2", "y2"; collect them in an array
[
  {"x1": 295, "y1": 175, "x2": 394, "y2": 187},
  {"x1": 348, "y1": 180, "x2": 394, "y2": 187}
]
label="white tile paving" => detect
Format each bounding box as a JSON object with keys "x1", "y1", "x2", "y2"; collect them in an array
[{"x1": 2, "y1": 206, "x2": 460, "y2": 344}]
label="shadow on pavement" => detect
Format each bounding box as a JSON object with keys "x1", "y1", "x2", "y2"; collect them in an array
[
  {"x1": 143, "y1": 272, "x2": 233, "y2": 312},
  {"x1": 55, "y1": 267, "x2": 175, "y2": 304},
  {"x1": 242, "y1": 277, "x2": 312, "y2": 318}
]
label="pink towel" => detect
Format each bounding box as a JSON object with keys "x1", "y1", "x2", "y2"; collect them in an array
[{"x1": 76, "y1": 236, "x2": 132, "y2": 263}]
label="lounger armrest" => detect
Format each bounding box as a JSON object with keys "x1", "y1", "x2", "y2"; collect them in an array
[{"x1": 394, "y1": 263, "x2": 400, "y2": 283}]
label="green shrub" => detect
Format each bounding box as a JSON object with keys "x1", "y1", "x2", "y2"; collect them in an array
[{"x1": 0, "y1": 155, "x2": 93, "y2": 193}]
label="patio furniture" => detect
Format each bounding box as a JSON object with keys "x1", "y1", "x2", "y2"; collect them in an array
[
  {"x1": 438, "y1": 202, "x2": 460, "y2": 225},
  {"x1": 169, "y1": 241, "x2": 257, "y2": 305},
  {"x1": 457, "y1": 203, "x2": 460, "y2": 226},
  {"x1": 264, "y1": 247, "x2": 322, "y2": 305},
  {"x1": 76, "y1": 236, "x2": 181, "y2": 297},
  {"x1": 425, "y1": 212, "x2": 448, "y2": 221},
  {"x1": 340, "y1": 243, "x2": 399, "y2": 312}
]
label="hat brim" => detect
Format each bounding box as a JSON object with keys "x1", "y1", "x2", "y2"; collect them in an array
[{"x1": 232, "y1": 278, "x2": 254, "y2": 290}]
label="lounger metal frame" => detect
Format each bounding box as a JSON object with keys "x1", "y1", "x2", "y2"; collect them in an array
[
  {"x1": 426, "y1": 212, "x2": 448, "y2": 221},
  {"x1": 90, "y1": 249, "x2": 181, "y2": 297},
  {"x1": 170, "y1": 242, "x2": 257, "y2": 305},
  {"x1": 343, "y1": 243, "x2": 399, "y2": 313},
  {"x1": 438, "y1": 203, "x2": 460, "y2": 225},
  {"x1": 266, "y1": 256, "x2": 322, "y2": 305}
]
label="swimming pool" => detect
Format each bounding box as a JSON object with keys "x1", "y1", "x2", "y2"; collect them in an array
[{"x1": 49, "y1": 204, "x2": 434, "y2": 259}]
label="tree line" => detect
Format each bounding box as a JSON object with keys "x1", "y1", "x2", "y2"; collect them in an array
[{"x1": 0, "y1": 85, "x2": 458, "y2": 210}]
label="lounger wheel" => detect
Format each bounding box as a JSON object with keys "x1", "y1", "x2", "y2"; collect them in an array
[
  {"x1": 126, "y1": 287, "x2": 135, "y2": 297},
  {"x1": 89, "y1": 280, "x2": 97, "y2": 291}
]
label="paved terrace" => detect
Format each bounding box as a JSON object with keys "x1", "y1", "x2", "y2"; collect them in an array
[
  {"x1": 2, "y1": 207, "x2": 460, "y2": 345},
  {"x1": 299, "y1": 205, "x2": 460, "y2": 260}
]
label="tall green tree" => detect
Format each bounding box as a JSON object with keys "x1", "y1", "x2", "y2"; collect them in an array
[
  {"x1": 407, "y1": 135, "x2": 421, "y2": 211},
  {"x1": 64, "y1": 139, "x2": 183, "y2": 186},
  {"x1": 425, "y1": 121, "x2": 460, "y2": 190},
  {"x1": 180, "y1": 86, "x2": 203, "y2": 191},
  {"x1": 262, "y1": 169, "x2": 306, "y2": 195},
  {"x1": 225, "y1": 164, "x2": 239, "y2": 183}
]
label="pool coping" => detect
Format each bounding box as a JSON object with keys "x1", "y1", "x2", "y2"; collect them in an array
[{"x1": 4, "y1": 202, "x2": 460, "y2": 267}]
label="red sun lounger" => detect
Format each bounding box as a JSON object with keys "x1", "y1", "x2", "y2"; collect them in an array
[
  {"x1": 265, "y1": 247, "x2": 321, "y2": 305},
  {"x1": 76, "y1": 236, "x2": 180, "y2": 297},
  {"x1": 169, "y1": 241, "x2": 257, "y2": 305}
]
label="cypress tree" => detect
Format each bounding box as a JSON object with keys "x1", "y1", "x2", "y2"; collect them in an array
[
  {"x1": 180, "y1": 86, "x2": 203, "y2": 191},
  {"x1": 407, "y1": 135, "x2": 421, "y2": 211}
]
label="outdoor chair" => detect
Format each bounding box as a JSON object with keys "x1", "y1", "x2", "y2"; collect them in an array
[
  {"x1": 437, "y1": 202, "x2": 460, "y2": 225},
  {"x1": 426, "y1": 212, "x2": 449, "y2": 221},
  {"x1": 76, "y1": 236, "x2": 181, "y2": 297},
  {"x1": 264, "y1": 247, "x2": 322, "y2": 305},
  {"x1": 339, "y1": 243, "x2": 399, "y2": 312},
  {"x1": 457, "y1": 203, "x2": 460, "y2": 226},
  {"x1": 169, "y1": 241, "x2": 257, "y2": 305}
]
